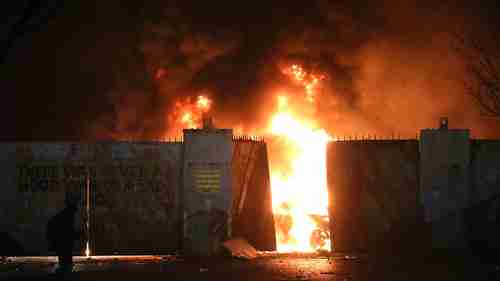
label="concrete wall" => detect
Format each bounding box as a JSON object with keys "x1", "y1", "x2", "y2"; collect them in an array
[
  {"x1": 471, "y1": 140, "x2": 500, "y2": 203},
  {"x1": 327, "y1": 140, "x2": 421, "y2": 253},
  {"x1": 90, "y1": 142, "x2": 182, "y2": 254},
  {"x1": 4, "y1": 135, "x2": 499, "y2": 256},
  {"x1": 182, "y1": 129, "x2": 233, "y2": 256},
  {"x1": 327, "y1": 135, "x2": 500, "y2": 253},
  {"x1": 231, "y1": 139, "x2": 276, "y2": 251},
  {"x1": 2, "y1": 143, "x2": 86, "y2": 255},
  {"x1": 1, "y1": 142, "x2": 182, "y2": 255},
  {"x1": 467, "y1": 140, "x2": 500, "y2": 251},
  {"x1": 1, "y1": 137, "x2": 277, "y2": 256},
  {"x1": 420, "y1": 129, "x2": 470, "y2": 249}
]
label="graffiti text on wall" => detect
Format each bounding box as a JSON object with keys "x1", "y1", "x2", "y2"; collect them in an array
[{"x1": 16, "y1": 164, "x2": 164, "y2": 192}]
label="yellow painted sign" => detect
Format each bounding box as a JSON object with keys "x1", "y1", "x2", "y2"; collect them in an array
[{"x1": 191, "y1": 164, "x2": 221, "y2": 193}]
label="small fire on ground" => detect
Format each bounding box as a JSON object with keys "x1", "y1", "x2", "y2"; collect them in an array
[{"x1": 165, "y1": 64, "x2": 333, "y2": 253}]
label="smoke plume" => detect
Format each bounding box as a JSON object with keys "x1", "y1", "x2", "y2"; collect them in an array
[{"x1": 89, "y1": 0, "x2": 500, "y2": 140}]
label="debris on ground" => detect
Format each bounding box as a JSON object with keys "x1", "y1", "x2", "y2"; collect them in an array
[{"x1": 222, "y1": 238, "x2": 258, "y2": 259}]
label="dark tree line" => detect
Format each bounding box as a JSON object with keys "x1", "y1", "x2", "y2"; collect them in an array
[
  {"x1": 456, "y1": 29, "x2": 500, "y2": 119},
  {"x1": 2, "y1": 1, "x2": 64, "y2": 64}
]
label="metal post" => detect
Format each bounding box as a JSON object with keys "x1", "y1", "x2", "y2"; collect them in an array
[{"x1": 85, "y1": 172, "x2": 91, "y2": 257}]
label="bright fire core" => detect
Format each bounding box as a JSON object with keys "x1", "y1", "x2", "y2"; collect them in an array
[
  {"x1": 268, "y1": 95, "x2": 332, "y2": 252},
  {"x1": 267, "y1": 64, "x2": 332, "y2": 252}
]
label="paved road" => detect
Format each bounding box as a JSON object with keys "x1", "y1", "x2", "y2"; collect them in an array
[{"x1": 1, "y1": 253, "x2": 498, "y2": 281}]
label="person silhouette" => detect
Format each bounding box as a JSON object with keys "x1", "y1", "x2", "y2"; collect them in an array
[{"x1": 47, "y1": 196, "x2": 80, "y2": 275}]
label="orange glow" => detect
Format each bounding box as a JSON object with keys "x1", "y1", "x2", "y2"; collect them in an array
[
  {"x1": 282, "y1": 64, "x2": 325, "y2": 102},
  {"x1": 181, "y1": 113, "x2": 194, "y2": 127},
  {"x1": 196, "y1": 95, "x2": 211, "y2": 111},
  {"x1": 165, "y1": 95, "x2": 212, "y2": 137},
  {"x1": 155, "y1": 68, "x2": 167, "y2": 80},
  {"x1": 277, "y1": 95, "x2": 288, "y2": 109},
  {"x1": 85, "y1": 241, "x2": 90, "y2": 257},
  {"x1": 262, "y1": 63, "x2": 332, "y2": 252},
  {"x1": 164, "y1": 64, "x2": 332, "y2": 253},
  {"x1": 267, "y1": 94, "x2": 333, "y2": 252}
]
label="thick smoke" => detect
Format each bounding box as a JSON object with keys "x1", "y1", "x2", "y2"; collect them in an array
[{"x1": 91, "y1": 0, "x2": 500, "y2": 140}]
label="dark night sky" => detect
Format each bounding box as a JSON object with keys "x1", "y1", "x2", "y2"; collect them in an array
[{"x1": 4, "y1": 0, "x2": 500, "y2": 141}]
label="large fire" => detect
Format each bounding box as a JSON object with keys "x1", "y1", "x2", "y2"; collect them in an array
[
  {"x1": 268, "y1": 95, "x2": 332, "y2": 252},
  {"x1": 267, "y1": 64, "x2": 332, "y2": 252},
  {"x1": 165, "y1": 64, "x2": 333, "y2": 252}
]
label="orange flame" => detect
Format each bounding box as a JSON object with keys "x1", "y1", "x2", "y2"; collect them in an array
[
  {"x1": 268, "y1": 93, "x2": 333, "y2": 252},
  {"x1": 85, "y1": 241, "x2": 90, "y2": 257},
  {"x1": 164, "y1": 64, "x2": 332, "y2": 253},
  {"x1": 196, "y1": 95, "x2": 211, "y2": 111},
  {"x1": 165, "y1": 95, "x2": 212, "y2": 137},
  {"x1": 282, "y1": 64, "x2": 325, "y2": 102}
]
